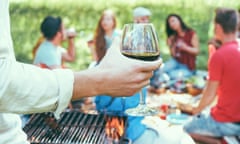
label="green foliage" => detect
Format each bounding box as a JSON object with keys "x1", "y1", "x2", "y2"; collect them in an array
[{"x1": 9, "y1": 0, "x2": 240, "y2": 70}]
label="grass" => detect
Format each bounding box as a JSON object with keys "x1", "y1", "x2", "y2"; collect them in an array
[{"x1": 9, "y1": 0, "x2": 240, "y2": 70}]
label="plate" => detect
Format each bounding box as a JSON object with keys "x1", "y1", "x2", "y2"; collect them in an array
[{"x1": 166, "y1": 113, "x2": 190, "y2": 125}]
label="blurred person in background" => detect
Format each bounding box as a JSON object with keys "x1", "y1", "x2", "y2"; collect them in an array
[
  {"x1": 207, "y1": 38, "x2": 221, "y2": 59},
  {"x1": 133, "y1": 7, "x2": 168, "y2": 94},
  {"x1": 180, "y1": 8, "x2": 240, "y2": 144},
  {"x1": 0, "y1": 1, "x2": 162, "y2": 143},
  {"x1": 88, "y1": 9, "x2": 121, "y2": 66},
  {"x1": 164, "y1": 14, "x2": 199, "y2": 80},
  {"x1": 133, "y1": 7, "x2": 151, "y2": 23},
  {"x1": 86, "y1": 9, "x2": 122, "y2": 110},
  {"x1": 149, "y1": 14, "x2": 199, "y2": 94},
  {"x1": 33, "y1": 16, "x2": 76, "y2": 69}
]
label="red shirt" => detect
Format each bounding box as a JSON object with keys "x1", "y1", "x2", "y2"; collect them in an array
[
  {"x1": 175, "y1": 30, "x2": 196, "y2": 70},
  {"x1": 209, "y1": 41, "x2": 240, "y2": 122}
]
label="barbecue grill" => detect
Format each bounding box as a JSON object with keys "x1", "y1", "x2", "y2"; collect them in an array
[{"x1": 23, "y1": 110, "x2": 130, "y2": 144}]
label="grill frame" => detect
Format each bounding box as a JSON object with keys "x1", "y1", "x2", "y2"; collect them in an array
[{"x1": 23, "y1": 110, "x2": 129, "y2": 144}]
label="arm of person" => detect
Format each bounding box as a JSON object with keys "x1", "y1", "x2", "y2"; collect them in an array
[
  {"x1": 61, "y1": 37, "x2": 76, "y2": 62},
  {"x1": 0, "y1": 61, "x2": 74, "y2": 119},
  {"x1": 179, "y1": 33, "x2": 200, "y2": 56},
  {"x1": 178, "y1": 80, "x2": 218, "y2": 115},
  {"x1": 1, "y1": 0, "x2": 162, "y2": 119},
  {"x1": 0, "y1": 37, "x2": 161, "y2": 119},
  {"x1": 167, "y1": 36, "x2": 176, "y2": 57},
  {"x1": 192, "y1": 80, "x2": 218, "y2": 114}
]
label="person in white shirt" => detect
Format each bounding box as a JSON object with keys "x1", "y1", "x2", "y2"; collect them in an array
[
  {"x1": 0, "y1": 1, "x2": 162, "y2": 143},
  {"x1": 133, "y1": 7, "x2": 152, "y2": 23}
]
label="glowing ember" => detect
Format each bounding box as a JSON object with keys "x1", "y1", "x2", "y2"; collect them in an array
[{"x1": 105, "y1": 116, "x2": 124, "y2": 141}]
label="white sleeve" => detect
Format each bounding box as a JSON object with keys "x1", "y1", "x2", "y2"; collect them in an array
[
  {"x1": 0, "y1": 60, "x2": 74, "y2": 119},
  {"x1": 0, "y1": 0, "x2": 15, "y2": 60},
  {"x1": 0, "y1": 0, "x2": 74, "y2": 119}
]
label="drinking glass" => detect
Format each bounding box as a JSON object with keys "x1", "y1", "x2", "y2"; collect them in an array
[{"x1": 121, "y1": 23, "x2": 160, "y2": 116}]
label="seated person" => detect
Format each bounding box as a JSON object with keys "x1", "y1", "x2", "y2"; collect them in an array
[
  {"x1": 33, "y1": 16, "x2": 76, "y2": 69},
  {"x1": 133, "y1": 7, "x2": 152, "y2": 23},
  {"x1": 149, "y1": 14, "x2": 199, "y2": 93},
  {"x1": 88, "y1": 9, "x2": 121, "y2": 66},
  {"x1": 179, "y1": 8, "x2": 240, "y2": 144}
]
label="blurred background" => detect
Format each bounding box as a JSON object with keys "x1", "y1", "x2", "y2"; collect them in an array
[{"x1": 9, "y1": 0, "x2": 240, "y2": 70}]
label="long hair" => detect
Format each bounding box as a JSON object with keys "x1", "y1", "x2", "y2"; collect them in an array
[
  {"x1": 32, "y1": 36, "x2": 45, "y2": 59},
  {"x1": 93, "y1": 10, "x2": 117, "y2": 62},
  {"x1": 166, "y1": 14, "x2": 191, "y2": 38}
]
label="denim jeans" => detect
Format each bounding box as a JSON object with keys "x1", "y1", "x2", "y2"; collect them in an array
[
  {"x1": 163, "y1": 58, "x2": 194, "y2": 79},
  {"x1": 183, "y1": 110, "x2": 240, "y2": 137},
  {"x1": 150, "y1": 58, "x2": 194, "y2": 88}
]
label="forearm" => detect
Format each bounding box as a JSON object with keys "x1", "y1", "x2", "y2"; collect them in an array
[
  {"x1": 72, "y1": 67, "x2": 103, "y2": 100},
  {"x1": 193, "y1": 81, "x2": 218, "y2": 114},
  {"x1": 65, "y1": 38, "x2": 76, "y2": 61},
  {"x1": 167, "y1": 39, "x2": 176, "y2": 57},
  {"x1": 183, "y1": 46, "x2": 199, "y2": 55}
]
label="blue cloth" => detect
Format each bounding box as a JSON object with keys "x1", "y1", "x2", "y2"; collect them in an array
[
  {"x1": 95, "y1": 88, "x2": 147, "y2": 141},
  {"x1": 163, "y1": 58, "x2": 194, "y2": 79}
]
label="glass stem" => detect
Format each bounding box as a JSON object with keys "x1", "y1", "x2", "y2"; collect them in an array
[{"x1": 139, "y1": 89, "x2": 145, "y2": 105}]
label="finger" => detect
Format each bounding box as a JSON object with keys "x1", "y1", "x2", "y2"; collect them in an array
[
  {"x1": 138, "y1": 79, "x2": 150, "y2": 88},
  {"x1": 135, "y1": 58, "x2": 163, "y2": 72},
  {"x1": 124, "y1": 79, "x2": 150, "y2": 96},
  {"x1": 142, "y1": 71, "x2": 154, "y2": 80}
]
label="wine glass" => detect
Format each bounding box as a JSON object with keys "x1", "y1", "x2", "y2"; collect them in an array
[{"x1": 121, "y1": 23, "x2": 160, "y2": 116}]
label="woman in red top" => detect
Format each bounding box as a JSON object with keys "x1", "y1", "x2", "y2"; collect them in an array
[
  {"x1": 164, "y1": 14, "x2": 199, "y2": 79},
  {"x1": 149, "y1": 14, "x2": 199, "y2": 93}
]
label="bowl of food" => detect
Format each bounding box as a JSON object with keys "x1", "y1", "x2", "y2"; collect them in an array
[
  {"x1": 186, "y1": 83, "x2": 203, "y2": 96},
  {"x1": 186, "y1": 76, "x2": 205, "y2": 96}
]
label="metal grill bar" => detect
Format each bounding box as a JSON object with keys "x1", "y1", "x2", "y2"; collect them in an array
[
  {"x1": 23, "y1": 111, "x2": 127, "y2": 144},
  {"x1": 63, "y1": 112, "x2": 84, "y2": 143}
]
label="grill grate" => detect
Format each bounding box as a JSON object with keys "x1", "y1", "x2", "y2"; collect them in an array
[{"x1": 23, "y1": 111, "x2": 128, "y2": 144}]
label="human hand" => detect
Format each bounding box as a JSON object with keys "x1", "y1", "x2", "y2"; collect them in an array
[
  {"x1": 177, "y1": 40, "x2": 188, "y2": 51},
  {"x1": 97, "y1": 38, "x2": 162, "y2": 97},
  {"x1": 177, "y1": 102, "x2": 194, "y2": 115},
  {"x1": 66, "y1": 28, "x2": 77, "y2": 39}
]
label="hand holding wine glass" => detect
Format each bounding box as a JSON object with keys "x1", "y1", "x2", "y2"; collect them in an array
[{"x1": 121, "y1": 23, "x2": 161, "y2": 116}]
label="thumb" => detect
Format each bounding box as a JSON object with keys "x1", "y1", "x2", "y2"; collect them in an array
[{"x1": 107, "y1": 37, "x2": 121, "y2": 54}]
